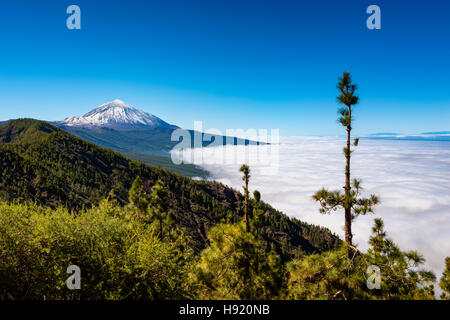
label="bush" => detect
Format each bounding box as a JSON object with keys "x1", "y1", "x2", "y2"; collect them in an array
[{"x1": 0, "y1": 200, "x2": 193, "y2": 300}]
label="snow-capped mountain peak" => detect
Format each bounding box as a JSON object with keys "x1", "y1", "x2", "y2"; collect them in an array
[{"x1": 61, "y1": 99, "x2": 173, "y2": 130}]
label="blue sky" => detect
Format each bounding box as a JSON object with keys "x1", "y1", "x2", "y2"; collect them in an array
[{"x1": 0, "y1": 0, "x2": 449, "y2": 135}]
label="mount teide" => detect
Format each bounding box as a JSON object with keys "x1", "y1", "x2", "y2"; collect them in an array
[
  {"x1": 59, "y1": 99, "x2": 176, "y2": 131},
  {"x1": 54, "y1": 99, "x2": 182, "y2": 156},
  {"x1": 55, "y1": 99, "x2": 259, "y2": 157}
]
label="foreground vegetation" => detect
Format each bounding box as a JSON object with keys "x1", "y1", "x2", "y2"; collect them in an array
[{"x1": 0, "y1": 181, "x2": 447, "y2": 300}]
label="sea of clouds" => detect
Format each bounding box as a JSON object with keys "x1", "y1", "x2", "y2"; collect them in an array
[{"x1": 175, "y1": 136, "x2": 450, "y2": 279}]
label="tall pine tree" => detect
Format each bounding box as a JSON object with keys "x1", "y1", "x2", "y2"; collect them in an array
[
  {"x1": 240, "y1": 164, "x2": 251, "y2": 232},
  {"x1": 313, "y1": 72, "x2": 379, "y2": 246}
]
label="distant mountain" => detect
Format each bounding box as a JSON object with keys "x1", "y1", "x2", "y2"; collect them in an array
[
  {"x1": 369, "y1": 131, "x2": 450, "y2": 136},
  {"x1": 421, "y1": 131, "x2": 450, "y2": 135},
  {"x1": 58, "y1": 99, "x2": 176, "y2": 130},
  {"x1": 0, "y1": 119, "x2": 339, "y2": 257},
  {"x1": 369, "y1": 132, "x2": 399, "y2": 136},
  {"x1": 55, "y1": 99, "x2": 262, "y2": 157}
]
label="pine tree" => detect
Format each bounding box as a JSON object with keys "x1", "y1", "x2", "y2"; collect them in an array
[
  {"x1": 148, "y1": 179, "x2": 171, "y2": 239},
  {"x1": 191, "y1": 221, "x2": 287, "y2": 299},
  {"x1": 287, "y1": 218, "x2": 436, "y2": 300},
  {"x1": 313, "y1": 72, "x2": 379, "y2": 246},
  {"x1": 253, "y1": 190, "x2": 261, "y2": 203},
  {"x1": 366, "y1": 218, "x2": 436, "y2": 299},
  {"x1": 240, "y1": 164, "x2": 251, "y2": 232},
  {"x1": 251, "y1": 190, "x2": 264, "y2": 237},
  {"x1": 164, "y1": 210, "x2": 178, "y2": 240},
  {"x1": 440, "y1": 257, "x2": 450, "y2": 300},
  {"x1": 128, "y1": 176, "x2": 148, "y2": 217}
]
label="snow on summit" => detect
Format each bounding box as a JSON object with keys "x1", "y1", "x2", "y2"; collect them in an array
[{"x1": 61, "y1": 99, "x2": 173, "y2": 129}]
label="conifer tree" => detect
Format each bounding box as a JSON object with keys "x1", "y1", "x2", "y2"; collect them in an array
[
  {"x1": 366, "y1": 218, "x2": 436, "y2": 299},
  {"x1": 440, "y1": 257, "x2": 450, "y2": 300},
  {"x1": 128, "y1": 176, "x2": 149, "y2": 218},
  {"x1": 240, "y1": 164, "x2": 251, "y2": 232},
  {"x1": 191, "y1": 221, "x2": 287, "y2": 299},
  {"x1": 251, "y1": 190, "x2": 264, "y2": 237},
  {"x1": 287, "y1": 218, "x2": 436, "y2": 300},
  {"x1": 313, "y1": 72, "x2": 379, "y2": 246},
  {"x1": 148, "y1": 179, "x2": 172, "y2": 239},
  {"x1": 253, "y1": 190, "x2": 261, "y2": 203}
]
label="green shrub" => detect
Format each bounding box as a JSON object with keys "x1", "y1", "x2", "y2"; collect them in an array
[{"x1": 0, "y1": 200, "x2": 193, "y2": 300}]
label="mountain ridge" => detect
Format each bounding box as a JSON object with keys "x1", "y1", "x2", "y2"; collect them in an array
[
  {"x1": 58, "y1": 99, "x2": 176, "y2": 130},
  {"x1": 421, "y1": 131, "x2": 450, "y2": 135},
  {"x1": 53, "y1": 99, "x2": 264, "y2": 158},
  {"x1": 0, "y1": 119, "x2": 340, "y2": 257}
]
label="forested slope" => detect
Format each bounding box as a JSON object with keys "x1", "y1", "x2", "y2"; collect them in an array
[{"x1": 0, "y1": 119, "x2": 339, "y2": 258}]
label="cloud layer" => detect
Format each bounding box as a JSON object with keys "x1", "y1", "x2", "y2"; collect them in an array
[{"x1": 177, "y1": 136, "x2": 450, "y2": 279}]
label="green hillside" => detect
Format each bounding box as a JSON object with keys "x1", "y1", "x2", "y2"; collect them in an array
[
  {"x1": 0, "y1": 119, "x2": 209, "y2": 178},
  {"x1": 121, "y1": 151, "x2": 209, "y2": 179},
  {"x1": 0, "y1": 119, "x2": 59, "y2": 144},
  {"x1": 0, "y1": 119, "x2": 339, "y2": 257}
]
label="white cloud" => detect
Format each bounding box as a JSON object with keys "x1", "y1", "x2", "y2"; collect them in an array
[{"x1": 176, "y1": 136, "x2": 450, "y2": 281}]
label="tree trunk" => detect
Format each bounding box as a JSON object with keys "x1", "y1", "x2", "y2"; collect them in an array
[
  {"x1": 244, "y1": 178, "x2": 249, "y2": 232},
  {"x1": 344, "y1": 106, "x2": 352, "y2": 245}
]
